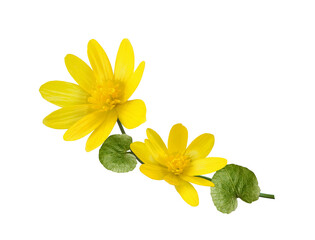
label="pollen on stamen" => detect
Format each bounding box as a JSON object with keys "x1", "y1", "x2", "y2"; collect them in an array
[
  {"x1": 87, "y1": 83, "x2": 123, "y2": 111},
  {"x1": 166, "y1": 154, "x2": 190, "y2": 175}
]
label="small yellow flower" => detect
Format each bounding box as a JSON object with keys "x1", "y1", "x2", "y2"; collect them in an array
[
  {"x1": 130, "y1": 124, "x2": 227, "y2": 206},
  {"x1": 40, "y1": 39, "x2": 146, "y2": 152}
]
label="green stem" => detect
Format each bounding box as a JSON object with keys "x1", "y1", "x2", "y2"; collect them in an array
[
  {"x1": 259, "y1": 193, "x2": 275, "y2": 199},
  {"x1": 131, "y1": 151, "x2": 144, "y2": 164},
  {"x1": 196, "y1": 175, "x2": 212, "y2": 181},
  {"x1": 196, "y1": 176, "x2": 275, "y2": 199},
  {"x1": 117, "y1": 119, "x2": 126, "y2": 134},
  {"x1": 117, "y1": 120, "x2": 143, "y2": 164}
]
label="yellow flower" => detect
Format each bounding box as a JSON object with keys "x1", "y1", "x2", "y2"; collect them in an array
[
  {"x1": 40, "y1": 39, "x2": 146, "y2": 151},
  {"x1": 130, "y1": 124, "x2": 227, "y2": 206}
]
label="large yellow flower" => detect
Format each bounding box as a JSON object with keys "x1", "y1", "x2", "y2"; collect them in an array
[
  {"x1": 40, "y1": 39, "x2": 146, "y2": 151},
  {"x1": 130, "y1": 124, "x2": 227, "y2": 206}
]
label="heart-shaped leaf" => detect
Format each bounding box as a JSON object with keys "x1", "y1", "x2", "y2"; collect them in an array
[
  {"x1": 210, "y1": 164, "x2": 261, "y2": 213},
  {"x1": 99, "y1": 134, "x2": 137, "y2": 173}
]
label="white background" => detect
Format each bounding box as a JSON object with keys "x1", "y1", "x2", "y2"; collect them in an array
[{"x1": 0, "y1": 0, "x2": 314, "y2": 239}]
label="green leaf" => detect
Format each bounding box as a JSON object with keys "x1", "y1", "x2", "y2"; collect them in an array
[
  {"x1": 99, "y1": 134, "x2": 137, "y2": 173},
  {"x1": 210, "y1": 164, "x2": 261, "y2": 214}
]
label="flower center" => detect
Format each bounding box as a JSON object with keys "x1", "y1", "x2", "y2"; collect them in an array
[
  {"x1": 87, "y1": 82, "x2": 123, "y2": 111},
  {"x1": 166, "y1": 154, "x2": 190, "y2": 175}
]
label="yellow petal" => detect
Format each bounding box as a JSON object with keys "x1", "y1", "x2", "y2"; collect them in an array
[
  {"x1": 43, "y1": 105, "x2": 92, "y2": 129},
  {"x1": 130, "y1": 142, "x2": 157, "y2": 165},
  {"x1": 140, "y1": 164, "x2": 168, "y2": 180},
  {"x1": 184, "y1": 157, "x2": 227, "y2": 176},
  {"x1": 39, "y1": 81, "x2": 89, "y2": 107},
  {"x1": 185, "y1": 133, "x2": 215, "y2": 160},
  {"x1": 144, "y1": 139, "x2": 167, "y2": 166},
  {"x1": 168, "y1": 124, "x2": 188, "y2": 154},
  {"x1": 123, "y1": 61, "x2": 145, "y2": 101},
  {"x1": 175, "y1": 181, "x2": 199, "y2": 207},
  {"x1": 87, "y1": 39, "x2": 113, "y2": 85},
  {"x1": 64, "y1": 54, "x2": 96, "y2": 93},
  {"x1": 114, "y1": 39, "x2": 134, "y2": 82},
  {"x1": 63, "y1": 110, "x2": 106, "y2": 141},
  {"x1": 146, "y1": 128, "x2": 168, "y2": 154},
  {"x1": 116, "y1": 99, "x2": 146, "y2": 129},
  {"x1": 85, "y1": 110, "x2": 117, "y2": 152},
  {"x1": 164, "y1": 174, "x2": 182, "y2": 186},
  {"x1": 180, "y1": 175, "x2": 215, "y2": 187}
]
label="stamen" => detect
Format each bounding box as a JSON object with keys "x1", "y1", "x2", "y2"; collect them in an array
[
  {"x1": 166, "y1": 154, "x2": 190, "y2": 175},
  {"x1": 87, "y1": 82, "x2": 123, "y2": 111}
]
